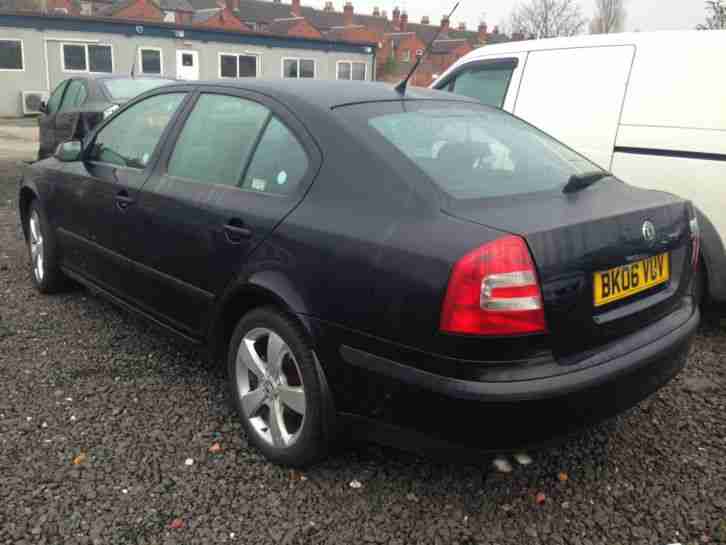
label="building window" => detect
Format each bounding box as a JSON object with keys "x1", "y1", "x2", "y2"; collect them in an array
[
  {"x1": 0, "y1": 39, "x2": 23, "y2": 71},
  {"x1": 402, "y1": 50, "x2": 411, "y2": 62},
  {"x1": 282, "y1": 58, "x2": 315, "y2": 79},
  {"x1": 139, "y1": 48, "x2": 163, "y2": 75},
  {"x1": 62, "y1": 43, "x2": 113, "y2": 73},
  {"x1": 336, "y1": 61, "x2": 366, "y2": 81},
  {"x1": 219, "y1": 53, "x2": 260, "y2": 79}
]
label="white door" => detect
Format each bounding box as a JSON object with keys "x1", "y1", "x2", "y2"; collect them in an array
[
  {"x1": 176, "y1": 50, "x2": 199, "y2": 80},
  {"x1": 513, "y1": 46, "x2": 635, "y2": 170}
]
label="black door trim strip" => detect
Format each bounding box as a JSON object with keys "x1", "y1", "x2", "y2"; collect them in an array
[{"x1": 614, "y1": 146, "x2": 726, "y2": 162}]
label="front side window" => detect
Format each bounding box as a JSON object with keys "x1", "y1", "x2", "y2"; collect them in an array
[
  {"x1": 46, "y1": 80, "x2": 68, "y2": 114},
  {"x1": 219, "y1": 53, "x2": 259, "y2": 79},
  {"x1": 337, "y1": 61, "x2": 366, "y2": 81},
  {"x1": 62, "y1": 43, "x2": 113, "y2": 73},
  {"x1": 339, "y1": 101, "x2": 600, "y2": 200},
  {"x1": 167, "y1": 94, "x2": 270, "y2": 186},
  {"x1": 283, "y1": 58, "x2": 315, "y2": 79},
  {"x1": 444, "y1": 62, "x2": 516, "y2": 109},
  {"x1": 89, "y1": 93, "x2": 185, "y2": 169},
  {"x1": 0, "y1": 39, "x2": 23, "y2": 70},
  {"x1": 140, "y1": 48, "x2": 162, "y2": 75},
  {"x1": 242, "y1": 117, "x2": 309, "y2": 196}
]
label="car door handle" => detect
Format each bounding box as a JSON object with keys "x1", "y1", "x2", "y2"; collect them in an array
[
  {"x1": 115, "y1": 190, "x2": 135, "y2": 210},
  {"x1": 224, "y1": 221, "x2": 252, "y2": 243}
]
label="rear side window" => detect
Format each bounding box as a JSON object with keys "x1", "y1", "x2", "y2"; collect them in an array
[
  {"x1": 167, "y1": 94, "x2": 270, "y2": 186},
  {"x1": 443, "y1": 61, "x2": 516, "y2": 108},
  {"x1": 46, "y1": 80, "x2": 68, "y2": 115},
  {"x1": 89, "y1": 93, "x2": 185, "y2": 168},
  {"x1": 339, "y1": 101, "x2": 600, "y2": 200},
  {"x1": 241, "y1": 117, "x2": 309, "y2": 195},
  {"x1": 59, "y1": 80, "x2": 86, "y2": 112}
]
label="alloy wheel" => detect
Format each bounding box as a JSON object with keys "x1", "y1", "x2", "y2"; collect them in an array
[
  {"x1": 29, "y1": 211, "x2": 44, "y2": 283},
  {"x1": 235, "y1": 328, "x2": 307, "y2": 448}
]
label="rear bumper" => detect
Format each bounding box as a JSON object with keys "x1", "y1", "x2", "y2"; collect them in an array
[
  {"x1": 334, "y1": 305, "x2": 698, "y2": 452},
  {"x1": 341, "y1": 304, "x2": 698, "y2": 403}
]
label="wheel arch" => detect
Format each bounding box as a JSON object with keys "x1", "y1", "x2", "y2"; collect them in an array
[
  {"x1": 18, "y1": 185, "x2": 39, "y2": 242},
  {"x1": 696, "y1": 208, "x2": 726, "y2": 302},
  {"x1": 207, "y1": 272, "x2": 315, "y2": 367}
]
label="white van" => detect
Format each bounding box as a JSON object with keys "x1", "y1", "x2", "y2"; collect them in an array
[{"x1": 433, "y1": 31, "x2": 726, "y2": 303}]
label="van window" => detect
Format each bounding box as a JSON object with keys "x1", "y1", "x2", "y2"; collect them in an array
[{"x1": 444, "y1": 62, "x2": 516, "y2": 108}]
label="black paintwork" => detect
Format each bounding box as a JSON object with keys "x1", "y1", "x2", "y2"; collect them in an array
[
  {"x1": 19, "y1": 80, "x2": 700, "y2": 451},
  {"x1": 37, "y1": 75, "x2": 174, "y2": 161}
]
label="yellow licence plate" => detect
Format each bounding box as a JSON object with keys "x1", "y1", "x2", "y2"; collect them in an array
[{"x1": 593, "y1": 253, "x2": 670, "y2": 307}]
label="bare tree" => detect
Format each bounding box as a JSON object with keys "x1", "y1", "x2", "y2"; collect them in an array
[
  {"x1": 509, "y1": 0, "x2": 587, "y2": 39},
  {"x1": 697, "y1": 0, "x2": 726, "y2": 29},
  {"x1": 590, "y1": 0, "x2": 626, "y2": 34}
]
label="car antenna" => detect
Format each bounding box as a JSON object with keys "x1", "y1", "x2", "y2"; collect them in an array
[{"x1": 395, "y1": 1, "x2": 460, "y2": 95}]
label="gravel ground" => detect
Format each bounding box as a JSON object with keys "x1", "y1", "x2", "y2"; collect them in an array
[{"x1": 0, "y1": 154, "x2": 724, "y2": 545}]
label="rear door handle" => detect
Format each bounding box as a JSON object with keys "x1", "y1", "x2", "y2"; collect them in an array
[
  {"x1": 224, "y1": 220, "x2": 252, "y2": 243},
  {"x1": 115, "y1": 190, "x2": 135, "y2": 210}
]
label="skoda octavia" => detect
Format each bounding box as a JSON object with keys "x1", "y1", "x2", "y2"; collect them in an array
[{"x1": 18, "y1": 81, "x2": 700, "y2": 466}]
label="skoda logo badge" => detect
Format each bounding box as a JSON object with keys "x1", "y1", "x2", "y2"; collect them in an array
[{"x1": 642, "y1": 221, "x2": 656, "y2": 243}]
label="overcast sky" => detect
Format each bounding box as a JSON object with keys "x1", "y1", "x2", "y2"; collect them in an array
[{"x1": 303, "y1": 0, "x2": 706, "y2": 33}]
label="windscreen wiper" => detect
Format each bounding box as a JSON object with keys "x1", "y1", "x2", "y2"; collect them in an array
[{"x1": 562, "y1": 171, "x2": 611, "y2": 194}]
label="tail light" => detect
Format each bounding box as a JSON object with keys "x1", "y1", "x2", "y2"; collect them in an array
[
  {"x1": 440, "y1": 235, "x2": 547, "y2": 336},
  {"x1": 689, "y1": 213, "x2": 700, "y2": 272}
]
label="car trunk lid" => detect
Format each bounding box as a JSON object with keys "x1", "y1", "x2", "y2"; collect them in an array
[{"x1": 444, "y1": 179, "x2": 694, "y2": 359}]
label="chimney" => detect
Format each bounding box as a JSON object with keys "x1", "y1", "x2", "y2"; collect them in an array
[
  {"x1": 458, "y1": 22, "x2": 466, "y2": 31},
  {"x1": 291, "y1": 0, "x2": 301, "y2": 17},
  {"x1": 323, "y1": 1, "x2": 333, "y2": 11},
  {"x1": 493, "y1": 25, "x2": 500, "y2": 34},
  {"x1": 343, "y1": 1, "x2": 354, "y2": 25},
  {"x1": 478, "y1": 21, "x2": 488, "y2": 41},
  {"x1": 225, "y1": 0, "x2": 239, "y2": 12},
  {"x1": 392, "y1": 6, "x2": 400, "y2": 29},
  {"x1": 421, "y1": 15, "x2": 429, "y2": 24},
  {"x1": 381, "y1": 9, "x2": 387, "y2": 19},
  {"x1": 440, "y1": 14, "x2": 450, "y2": 32},
  {"x1": 372, "y1": 6, "x2": 379, "y2": 17},
  {"x1": 400, "y1": 10, "x2": 407, "y2": 31}
]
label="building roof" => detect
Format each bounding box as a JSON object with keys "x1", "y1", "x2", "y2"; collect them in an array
[
  {"x1": 158, "y1": 0, "x2": 193, "y2": 12},
  {"x1": 0, "y1": 10, "x2": 376, "y2": 51},
  {"x1": 267, "y1": 16, "x2": 306, "y2": 35}
]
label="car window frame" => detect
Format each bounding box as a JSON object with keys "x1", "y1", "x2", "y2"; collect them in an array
[
  {"x1": 154, "y1": 86, "x2": 322, "y2": 201},
  {"x1": 83, "y1": 89, "x2": 192, "y2": 174},
  {"x1": 434, "y1": 57, "x2": 519, "y2": 109}
]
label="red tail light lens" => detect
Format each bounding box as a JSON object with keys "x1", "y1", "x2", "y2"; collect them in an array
[{"x1": 440, "y1": 235, "x2": 547, "y2": 336}]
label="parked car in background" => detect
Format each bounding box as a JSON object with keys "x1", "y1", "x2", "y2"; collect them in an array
[
  {"x1": 19, "y1": 81, "x2": 700, "y2": 466},
  {"x1": 37, "y1": 75, "x2": 174, "y2": 161},
  {"x1": 433, "y1": 30, "x2": 726, "y2": 306}
]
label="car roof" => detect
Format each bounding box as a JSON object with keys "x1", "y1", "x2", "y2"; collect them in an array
[
  {"x1": 162, "y1": 80, "x2": 479, "y2": 110},
  {"x1": 70, "y1": 74, "x2": 176, "y2": 82}
]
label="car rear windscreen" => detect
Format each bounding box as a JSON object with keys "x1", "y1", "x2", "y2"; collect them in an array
[
  {"x1": 338, "y1": 101, "x2": 602, "y2": 200},
  {"x1": 102, "y1": 78, "x2": 174, "y2": 101}
]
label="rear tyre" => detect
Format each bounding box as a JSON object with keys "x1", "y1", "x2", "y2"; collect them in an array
[
  {"x1": 26, "y1": 200, "x2": 68, "y2": 294},
  {"x1": 227, "y1": 307, "x2": 332, "y2": 467}
]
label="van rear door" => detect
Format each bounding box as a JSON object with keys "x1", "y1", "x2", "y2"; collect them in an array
[{"x1": 513, "y1": 45, "x2": 635, "y2": 169}]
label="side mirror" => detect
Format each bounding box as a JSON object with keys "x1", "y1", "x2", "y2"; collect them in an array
[
  {"x1": 54, "y1": 140, "x2": 83, "y2": 162},
  {"x1": 39, "y1": 100, "x2": 48, "y2": 114}
]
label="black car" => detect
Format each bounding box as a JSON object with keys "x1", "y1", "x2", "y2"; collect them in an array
[
  {"x1": 19, "y1": 81, "x2": 700, "y2": 466},
  {"x1": 37, "y1": 75, "x2": 174, "y2": 161}
]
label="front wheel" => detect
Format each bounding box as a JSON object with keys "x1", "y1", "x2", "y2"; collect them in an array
[
  {"x1": 26, "y1": 201, "x2": 68, "y2": 294},
  {"x1": 227, "y1": 307, "x2": 333, "y2": 466}
]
